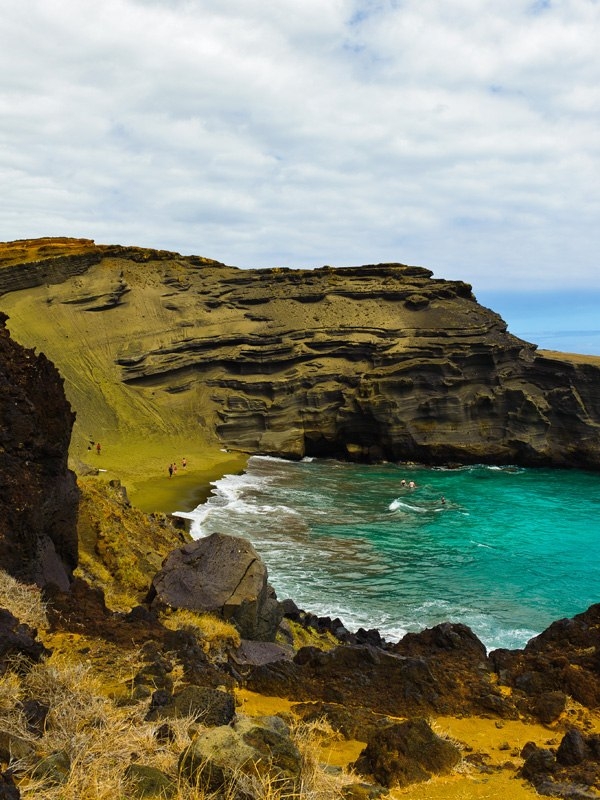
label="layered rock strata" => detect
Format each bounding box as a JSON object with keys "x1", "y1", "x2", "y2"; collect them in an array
[{"x1": 1, "y1": 237, "x2": 600, "y2": 469}]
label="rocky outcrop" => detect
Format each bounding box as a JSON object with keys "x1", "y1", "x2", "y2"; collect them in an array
[
  {"x1": 0, "y1": 312, "x2": 78, "y2": 590},
  {"x1": 0, "y1": 608, "x2": 49, "y2": 675},
  {"x1": 353, "y1": 718, "x2": 461, "y2": 789},
  {"x1": 490, "y1": 604, "x2": 600, "y2": 717},
  {"x1": 520, "y1": 731, "x2": 600, "y2": 799},
  {"x1": 1, "y1": 238, "x2": 600, "y2": 470},
  {"x1": 244, "y1": 623, "x2": 516, "y2": 720},
  {"x1": 146, "y1": 532, "x2": 283, "y2": 641}
]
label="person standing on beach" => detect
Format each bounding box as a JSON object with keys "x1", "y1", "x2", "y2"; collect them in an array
[
  {"x1": 168, "y1": 464, "x2": 173, "y2": 479},
  {"x1": 182, "y1": 457, "x2": 187, "y2": 468},
  {"x1": 96, "y1": 442, "x2": 101, "y2": 455}
]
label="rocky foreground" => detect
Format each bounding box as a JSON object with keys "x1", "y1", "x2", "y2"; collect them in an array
[{"x1": 2, "y1": 239, "x2": 600, "y2": 798}]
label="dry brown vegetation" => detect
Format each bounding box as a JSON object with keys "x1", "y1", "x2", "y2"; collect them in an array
[{"x1": 0, "y1": 568, "x2": 353, "y2": 800}]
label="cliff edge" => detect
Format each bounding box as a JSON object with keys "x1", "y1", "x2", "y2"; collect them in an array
[
  {"x1": 0, "y1": 311, "x2": 78, "y2": 589},
  {"x1": 2, "y1": 237, "x2": 600, "y2": 477}
]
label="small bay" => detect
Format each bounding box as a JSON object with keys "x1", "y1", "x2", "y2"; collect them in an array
[{"x1": 178, "y1": 456, "x2": 600, "y2": 651}]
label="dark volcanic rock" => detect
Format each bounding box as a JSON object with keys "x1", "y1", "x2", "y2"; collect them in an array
[
  {"x1": 353, "y1": 717, "x2": 461, "y2": 788},
  {"x1": 245, "y1": 631, "x2": 508, "y2": 719},
  {"x1": 291, "y1": 700, "x2": 390, "y2": 741},
  {"x1": 0, "y1": 608, "x2": 49, "y2": 674},
  {"x1": 245, "y1": 622, "x2": 519, "y2": 721},
  {"x1": 0, "y1": 770, "x2": 20, "y2": 800},
  {"x1": 0, "y1": 312, "x2": 78, "y2": 590},
  {"x1": 146, "y1": 685, "x2": 235, "y2": 726},
  {"x1": 147, "y1": 532, "x2": 283, "y2": 641},
  {"x1": 490, "y1": 604, "x2": 600, "y2": 719},
  {"x1": 519, "y1": 730, "x2": 600, "y2": 799}
]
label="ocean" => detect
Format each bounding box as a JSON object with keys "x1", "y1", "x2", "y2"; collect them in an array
[
  {"x1": 177, "y1": 456, "x2": 600, "y2": 652},
  {"x1": 477, "y1": 290, "x2": 600, "y2": 356}
]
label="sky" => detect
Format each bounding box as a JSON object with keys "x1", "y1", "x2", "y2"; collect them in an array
[{"x1": 1, "y1": 1, "x2": 600, "y2": 317}]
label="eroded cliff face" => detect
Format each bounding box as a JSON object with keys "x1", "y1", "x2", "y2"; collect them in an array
[
  {"x1": 1, "y1": 237, "x2": 599, "y2": 470},
  {"x1": 0, "y1": 311, "x2": 78, "y2": 589}
]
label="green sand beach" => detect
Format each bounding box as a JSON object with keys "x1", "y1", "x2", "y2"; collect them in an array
[{"x1": 71, "y1": 436, "x2": 248, "y2": 515}]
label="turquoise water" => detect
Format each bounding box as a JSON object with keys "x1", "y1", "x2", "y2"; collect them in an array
[{"x1": 177, "y1": 456, "x2": 600, "y2": 651}]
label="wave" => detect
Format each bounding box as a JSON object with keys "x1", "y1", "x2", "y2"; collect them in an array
[{"x1": 174, "y1": 456, "x2": 600, "y2": 651}]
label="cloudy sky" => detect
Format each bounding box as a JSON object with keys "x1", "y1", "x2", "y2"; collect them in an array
[{"x1": 1, "y1": 0, "x2": 600, "y2": 298}]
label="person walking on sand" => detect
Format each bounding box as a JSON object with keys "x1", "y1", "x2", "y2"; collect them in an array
[
  {"x1": 182, "y1": 457, "x2": 187, "y2": 468},
  {"x1": 168, "y1": 464, "x2": 173, "y2": 479},
  {"x1": 96, "y1": 442, "x2": 101, "y2": 455}
]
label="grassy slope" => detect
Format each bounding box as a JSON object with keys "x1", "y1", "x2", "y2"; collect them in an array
[{"x1": 1, "y1": 253, "x2": 247, "y2": 513}]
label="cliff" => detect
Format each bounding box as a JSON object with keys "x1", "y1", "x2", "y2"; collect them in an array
[
  {"x1": 2, "y1": 237, "x2": 600, "y2": 477},
  {"x1": 0, "y1": 311, "x2": 78, "y2": 590}
]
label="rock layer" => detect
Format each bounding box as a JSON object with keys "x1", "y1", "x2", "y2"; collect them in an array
[{"x1": 1, "y1": 237, "x2": 600, "y2": 469}]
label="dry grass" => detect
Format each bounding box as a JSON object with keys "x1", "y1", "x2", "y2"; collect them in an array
[
  {"x1": 280, "y1": 620, "x2": 339, "y2": 653},
  {"x1": 159, "y1": 608, "x2": 241, "y2": 662},
  {"x1": 0, "y1": 656, "x2": 351, "y2": 799},
  {"x1": 0, "y1": 572, "x2": 351, "y2": 799},
  {"x1": 292, "y1": 717, "x2": 356, "y2": 798},
  {"x1": 0, "y1": 570, "x2": 48, "y2": 631}
]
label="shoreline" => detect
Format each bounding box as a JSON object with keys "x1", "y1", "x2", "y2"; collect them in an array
[{"x1": 72, "y1": 443, "x2": 249, "y2": 515}]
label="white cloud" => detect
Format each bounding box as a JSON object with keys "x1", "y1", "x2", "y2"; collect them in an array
[{"x1": 1, "y1": 0, "x2": 600, "y2": 290}]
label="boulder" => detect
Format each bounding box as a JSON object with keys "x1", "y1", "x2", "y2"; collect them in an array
[
  {"x1": 146, "y1": 685, "x2": 235, "y2": 726},
  {"x1": 353, "y1": 718, "x2": 461, "y2": 788},
  {"x1": 519, "y1": 731, "x2": 600, "y2": 798},
  {"x1": 124, "y1": 764, "x2": 177, "y2": 799},
  {"x1": 0, "y1": 313, "x2": 78, "y2": 590},
  {"x1": 147, "y1": 533, "x2": 283, "y2": 641},
  {"x1": 178, "y1": 715, "x2": 302, "y2": 796},
  {"x1": 489, "y1": 604, "x2": 600, "y2": 719}
]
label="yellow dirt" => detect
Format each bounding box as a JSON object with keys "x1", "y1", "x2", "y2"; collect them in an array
[{"x1": 236, "y1": 689, "x2": 600, "y2": 799}]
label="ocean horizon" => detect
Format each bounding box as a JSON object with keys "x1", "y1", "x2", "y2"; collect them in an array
[{"x1": 478, "y1": 290, "x2": 600, "y2": 356}]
